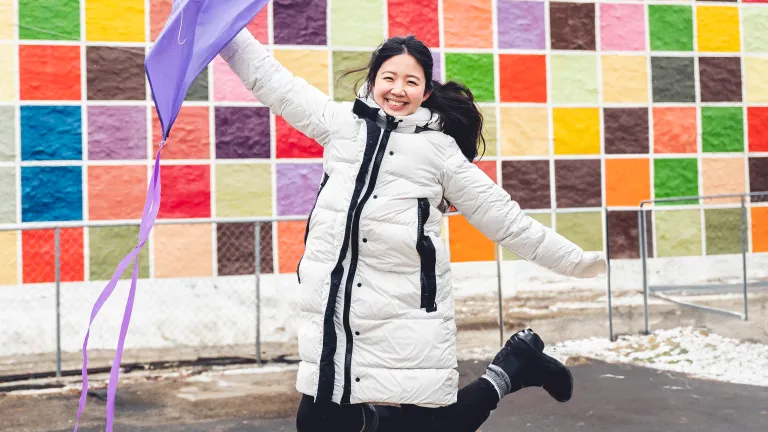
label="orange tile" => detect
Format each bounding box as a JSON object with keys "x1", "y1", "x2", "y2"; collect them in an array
[
  {"x1": 152, "y1": 106, "x2": 210, "y2": 159},
  {"x1": 88, "y1": 166, "x2": 148, "y2": 220},
  {"x1": 606, "y1": 158, "x2": 651, "y2": 207},
  {"x1": 277, "y1": 221, "x2": 305, "y2": 274},
  {"x1": 653, "y1": 107, "x2": 698, "y2": 154},
  {"x1": 752, "y1": 207, "x2": 768, "y2": 253},
  {"x1": 19, "y1": 45, "x2": 81, "y2": 100},
  {"x1": 499, "y1": 55, "x2": 547, "y2": 103},
  {"x1": 154, "y1": 224, "x2": 212, "y2": 278},
  {"x1": 448, "y1": 215, "x2": 495, "y2": 262},
  {"x1": 443, "y1": 0, "x2": 493, "y2": 48}
]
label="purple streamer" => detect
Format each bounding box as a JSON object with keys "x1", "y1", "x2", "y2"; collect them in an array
[{"x1": 75, "y1": 0, "x2": 270, "y2": 430}]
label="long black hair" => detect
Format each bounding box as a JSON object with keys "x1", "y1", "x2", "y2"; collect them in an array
[{"x1": 339, "y1": 35, "x2": 486, "y2": 162}]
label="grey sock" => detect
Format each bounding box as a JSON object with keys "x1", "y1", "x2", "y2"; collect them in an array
[{"x1": 482, "y1": 364, "x2": 511, "y2": 400}]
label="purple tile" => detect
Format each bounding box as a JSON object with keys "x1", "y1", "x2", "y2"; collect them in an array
[
  {"x1": 432, "y1": 51, "x2": 442, "y2": 81},
  {"x1": 498, "y1": 1, "x2": 546, "y2": 49},
  {"x1": 277, "y1": 163, "x2": 324, "y2": 216},
  {"x1": 273, "y1": 0, "x2": 327, "y2": 45},
  {"x1": 215, "y1": 107, "x2": 271, "y2": 159},
  {"x1": 87, "y1": 106, "x2": 147, "y2": 160}
]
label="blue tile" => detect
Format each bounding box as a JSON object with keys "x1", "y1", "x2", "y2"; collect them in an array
[
  {"x1": 21, "y1": 166, "x2": 83, "y2": 222},
  {"x1": 21, "y1": 106, "x2": 82, "y2": 161}
]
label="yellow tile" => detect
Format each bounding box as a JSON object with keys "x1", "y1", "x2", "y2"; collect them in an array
[
  {"x1": 274, "y1": 49, "x2": 330, "y2": 94},
  {"x1": 745, "y1": 57, "x2": 768, "y2": 102},
  {"x1": 553, "y1": 108, "x2": 601, "y2": 155},
  {"x1": 500, "y1": 107, "x2": 549, "y2": 156},
  {"x1": 0, "y1": 45, "x2": 15, "y2": 101},
  {"x1": 601, "y1": 55, "x2": 648, "y2": 103},
  {"x1": 697, "y1": 6, "x2": 741, "y2": 52},
  {"x1": 480, "y1": 106, "x2": 497, "y2": 157},
  {"x1": 0, "y1": 0, "x2": 13, "y2": 40},
  {"x1": 86, "y1": 0, "x2": 145, "y2": 42},
  {"x1": 0, "y1": 231, "x2": 18, "y2": 285}
]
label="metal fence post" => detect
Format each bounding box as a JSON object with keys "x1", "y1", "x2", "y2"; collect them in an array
[
  {"x1": 54, "y1": 227, "x2": 62, "y2": 378},
  {"x1": 605, "y1": 208, "x2": 614, "y2": 342},
  {"x1": 740, "y1": 196, "x2": 749, "y2": 321},
  {"x1": 254, "y1": 222, "x2": 262, "y2": 365},
  {"x1": 639, "y1": 207, "x2": 650, "y2": 335},
  {"x1": 495, "y1": 243, "x2": 504, "y2": 347}
]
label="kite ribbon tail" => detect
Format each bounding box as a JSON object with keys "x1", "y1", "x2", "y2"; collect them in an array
[{"x1": 74, "y1": 142, "x2": 165, "y2": 432}]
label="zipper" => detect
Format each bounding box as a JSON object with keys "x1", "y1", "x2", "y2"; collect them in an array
[
  {"x1": 416, "y1": 198, "x2": 437, "y2": 312},
  {"x1": 296, "y1": 173, "x2": 329, "y2": 283}
]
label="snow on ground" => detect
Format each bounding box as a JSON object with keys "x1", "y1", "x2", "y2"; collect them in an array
[
  {"x1": 460, "y1": 327, "x2": 768, "y2": 387},
  {"x1": 548, "y1": 327, "x2": 768, "y2": 387}
]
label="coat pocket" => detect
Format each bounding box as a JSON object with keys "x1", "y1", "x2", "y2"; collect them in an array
[
  {"x1": 297, "y1": 172, "x2": 330, "y2": 283},
  {"x1": 416, "y1": 198, "x2": 438, "y2": 312}
]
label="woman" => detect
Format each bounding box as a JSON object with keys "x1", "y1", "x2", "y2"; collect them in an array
[{"x1": 220, "y1": 28, "x2": 605, "y2": 432}]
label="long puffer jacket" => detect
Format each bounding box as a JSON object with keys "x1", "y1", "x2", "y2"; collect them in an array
[{"x1": 221, "y1": 29, "x2": 589, "y2": 407}]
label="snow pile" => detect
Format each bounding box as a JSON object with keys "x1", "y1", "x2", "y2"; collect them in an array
[{"x1": 546, "y1": 327, "x2": 768, "y2": 387}]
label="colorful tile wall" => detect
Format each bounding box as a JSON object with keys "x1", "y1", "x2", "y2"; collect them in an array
[{"x1": 1, "y1": 0, "x2": 768, "y2": 285}]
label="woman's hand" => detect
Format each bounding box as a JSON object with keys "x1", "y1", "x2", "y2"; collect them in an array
[{"x1": 571, "y1": 252, "x2": 607, "y2": 278}]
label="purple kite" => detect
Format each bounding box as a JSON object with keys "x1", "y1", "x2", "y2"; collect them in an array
[{"x1": 74, "y1": 1, "x2": 270, "y2": 430}]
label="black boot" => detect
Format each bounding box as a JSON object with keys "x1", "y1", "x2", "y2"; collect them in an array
[{"x1": 482, "y1": 328, "x2": 573, "y2": 402}]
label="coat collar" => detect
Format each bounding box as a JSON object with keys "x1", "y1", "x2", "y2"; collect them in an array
[{"x1": 352, "y1": 85, "x2": 441, "y2": 133}]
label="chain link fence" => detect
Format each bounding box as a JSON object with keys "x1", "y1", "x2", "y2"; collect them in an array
[{"x1": 1, "y1": 215, "x2": 504, "y2": 381}]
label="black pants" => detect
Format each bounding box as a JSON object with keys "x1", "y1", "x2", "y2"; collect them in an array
[{"x1": 296, "y1": 378, "x2": 500, "y2": 432}]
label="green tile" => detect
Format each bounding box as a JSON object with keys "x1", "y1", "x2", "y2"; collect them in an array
[
  {"x1": 480, "y1": 106, "x2": 497, "y2": 157},
  {"x1": 655, "y1": 210, "x2": 702, "y2": 257},
  {"x1": 331, "y1": 0, "x2": 385, "y2": 47},
  {"x1": 743, "y1": 6, "x2": 768, "y2": 53},
  {"x1": 503, "y1": 213, "x2": 552, "y2": 260},
  {"x1": 705, "y1": 208, "x2": 744, "y2": 255},
  {"x1": 555, "y1": 212, "x2": 604, "y2": 252},
  {"x1": 550, "y1": 54, "x2": 599, "y2": 104},
  {"x1": 445, "y1": 53, "x2": 495, "y2": 103},
  {"x1": 0, "y1": 107, "x2": 14, "y2": 162},
  {"x1": 89, "y1": 226, "x2": 149, "y2": 280},
  {"x1": 216, "y1": 164, "x2": 272, "y2": 217},
  {"x1": 702, "y1": 107, "x2": 744, "y2": 153},
  {"x1": 654, "y1": 158, "x2": 699, "y2": 205},
  {"x1": 0, "y1": 168, "x2": 15, "y2": 223},
  {"x1": 19, "y1": 0, "x2": 80, "y2": 41},
  {"x1": 333, "y1": 51, "x2": 371, "y2": 102},
  {"x1": 649, "y1": 5, "x2": 693, "y2": 52},
  {"x1": 185, "y1": 68, "x2": 209, "y2": 102}
]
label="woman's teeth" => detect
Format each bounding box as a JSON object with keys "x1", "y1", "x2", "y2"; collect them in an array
[{"x1": 387, "y1": 99, "x2": 405, "y2": 108}]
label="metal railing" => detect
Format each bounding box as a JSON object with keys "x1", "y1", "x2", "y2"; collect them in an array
[
  {"x1": 605, "y1": 191, "x2": 768, "y2": 341},
  {"x1": 0, "y1": 213, "x2": 508, "y2": 380}
]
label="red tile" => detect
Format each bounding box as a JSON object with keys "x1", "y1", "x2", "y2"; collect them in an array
[
  {"x1": 275, "y1": 116, "x2": 324, "y2": 158},
  {"x1": 748, "y1": 107, "x2": 768, "y2": 153},
  {"x1": 499, "y1": 55, "x2": 547, "y2": 103},
  {"x1": 19, "y1": 45, "x2": 81, "y2": 100},
  {"x1": 22, "y1": 228, "x2": 84, "y2": 283},
  {"x1": 388, "y1": 0, "x2": 439, "y2": 47},
  {"x1": 158, "y1": 165, "x2": 211, "y2": 218}
]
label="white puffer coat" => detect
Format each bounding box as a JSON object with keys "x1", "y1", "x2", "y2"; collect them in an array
[{"x1": 222, "y1": 29, "x2": 588, "y2": 407}]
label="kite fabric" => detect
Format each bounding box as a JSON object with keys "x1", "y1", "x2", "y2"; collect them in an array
[{"x1": 74, "y1": 0, "x2": 270, "y2": 430}]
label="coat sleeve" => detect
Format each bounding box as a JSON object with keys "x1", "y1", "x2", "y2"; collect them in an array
[
  {"x1": 440, "y1": 144, "x2": 584, "y2": 277},
  {"x1": 219, "y1": 28, "x2": 337, "y2": 147}
]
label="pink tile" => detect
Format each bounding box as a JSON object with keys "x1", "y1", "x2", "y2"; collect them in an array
[
  {"x1": 212, "y1": 56, "x2": 258, "y2": 102},
  {"x1": 600, "y1": 4, "x2": 646, "y2": 51}
]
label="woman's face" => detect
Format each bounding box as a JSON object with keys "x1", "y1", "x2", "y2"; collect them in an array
[{"x1": 372, "y1": 53, "x2": 431, "y2": 117}]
